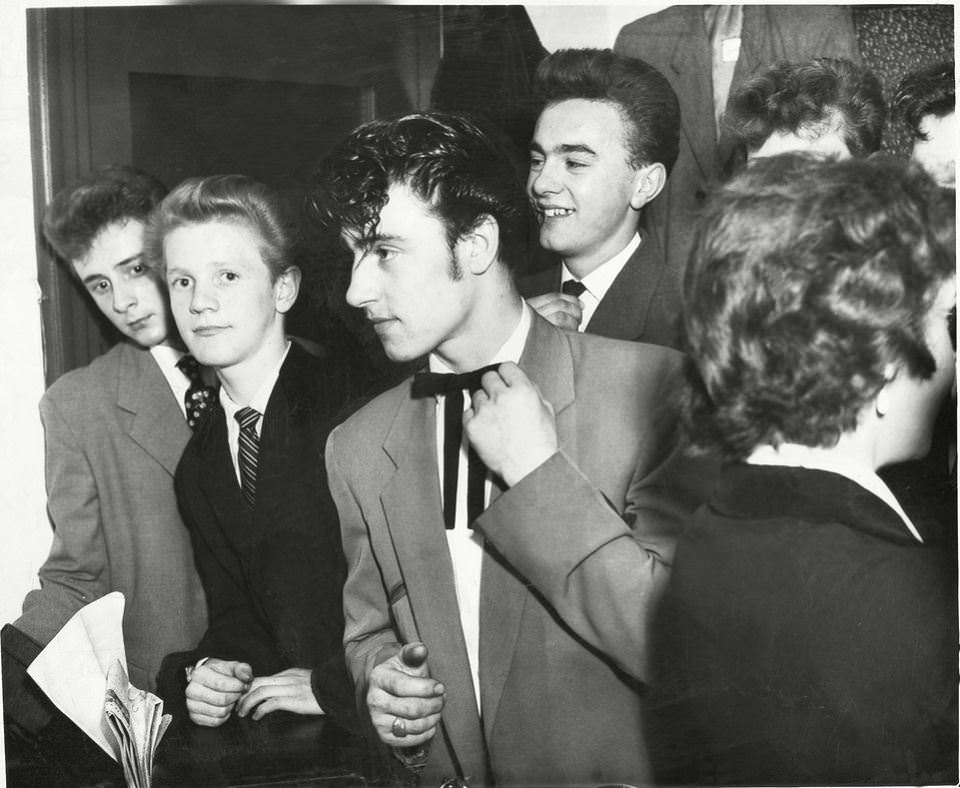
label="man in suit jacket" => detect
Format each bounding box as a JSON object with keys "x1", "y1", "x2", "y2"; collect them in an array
[
  {"x1": 147, "y1": 175, "x2": 359, "y2": 733},
  {"x1": 521, "y1": 48, "x2": 682, "y2": 349},
  {"x1": 615, "y1": 5, "x2": 860, "y2": 275},
  {"x1": 3, "y1": 166, "x2": 208, "y2": 742},
  {"x1": 314, "y1": 112, "x2": 697, "y2": 786}
]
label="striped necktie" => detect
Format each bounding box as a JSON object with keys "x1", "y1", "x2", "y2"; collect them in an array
[{"x1": 235, "y1": 407, "x2": 261, "y2": 508}]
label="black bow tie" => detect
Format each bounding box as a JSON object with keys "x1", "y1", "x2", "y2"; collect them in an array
[{"x1": 411, "y1": 363, "x2": 501, "y2": 398}]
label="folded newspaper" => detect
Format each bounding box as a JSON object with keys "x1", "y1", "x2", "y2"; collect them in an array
[{"x1": 26, "y1": 592, "x2": 172, "y2": 787}]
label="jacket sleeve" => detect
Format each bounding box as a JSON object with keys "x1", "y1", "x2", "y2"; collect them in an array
[
  {"x1": 475, "y1": 362, "x2": 717, "y2": 684},
  {"x1": 325, "y1": 426, "x2": 403, "y2": 713},
  {"x1": 16, "y1": 394, "x2": 112, "y2": 644}
]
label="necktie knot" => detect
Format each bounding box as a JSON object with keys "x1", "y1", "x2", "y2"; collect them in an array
[
  {"x1": 235, "y1": 406, "x2": 261, "y2": 432},
  {"x1": 561, "y1": 279, "x2": 587, "y2": 298},
  {"x1": 411, "y1": 363, "x2": 501, "y2": 398},
  {"x1": 177, "y1": 354, "x2": 216, "y2": 430}
]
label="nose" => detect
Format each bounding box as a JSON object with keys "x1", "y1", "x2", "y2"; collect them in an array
[
  {"x1": 528, "y1": 159, "x2": 561, "y2": 197},
  {"x1": 345, "y1": 251, "x2": 377, "y2": 309},
  {"x1": 111, "y1": 281, "x2": 137, "y2": 313},
  {"x1": 189, "y1": 279, "x2": 218, "y2": 314}
]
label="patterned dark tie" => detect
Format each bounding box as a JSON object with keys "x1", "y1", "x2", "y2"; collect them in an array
[
  {"x1": 177, "y1": 354, "x2": 215, "y2": 430},
  {"x1": 235, "y1": 407, "x2": 261, "y2": 508},
  {"x1": 411, "y1": 364, "x2": 500, "y2": 530},
  {"x1": 561, "y1": 279, "x2": 586, "y2": 298}
]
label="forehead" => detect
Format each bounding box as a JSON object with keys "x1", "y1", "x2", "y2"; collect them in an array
[
  {"x1": 164, "y1": 219, "x2": 266, "y2": 268},
  {"x1": 341, "y1": 182, "x2": 444, "y2": 247},
  {"x1": 75, "y1": 218, "x2": 145, "y2": 277},
  {"x1": 533, "y1": 98, "x2": 631, "y2": 151}
]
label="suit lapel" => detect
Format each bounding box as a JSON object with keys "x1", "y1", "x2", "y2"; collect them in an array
[
  {"x1": 669, "y1": 7, "x2": 715, "y2": 180},
  {"x1": 380, "y1": 389, "x2": 487, "y2": 772},
  {"x1": 117, "y1": 344, "x2": 191, "y2": 477},
  {"x1": 586, "y1": 235, "x2": 664, "y2": 341},
  {"x1": 479, "y1": 314, "x2": 576, "y2": 733}
]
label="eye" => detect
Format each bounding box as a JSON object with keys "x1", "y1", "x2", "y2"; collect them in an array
[
  {"x1": 88, "y1": 279, "x2": 111, "y2": 294},
  {"x1": 565, "y1": 158, "x2": 588, "y2": 170},
  {"x1": 529, "y1": 153, "x2": 545, "y2": 169},
  {"x1": 130, "y1": 262, "x2": 147, "y2": 276},
  {"x1": 374, "y1": 246, "x2": 397, "y2": 263},
  {"x1": 220, "y1": 271, "x2": 240, "y2": 283},
  {"x1": 168, "y1": 276, "x2": 191, "y2": 290}
]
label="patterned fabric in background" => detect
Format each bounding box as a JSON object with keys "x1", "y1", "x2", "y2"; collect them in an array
[{"x1": 853, "y1": 4, "x2": 955, "y2": 157}]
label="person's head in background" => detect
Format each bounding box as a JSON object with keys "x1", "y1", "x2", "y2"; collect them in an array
[
  {"x1": 895, "y1": 61, "x2": 956, "y2": 188},
  {"x1": 528, "y1": 47, "x2": 680, "y2": 275},
  {"x1": 143, "y1": 174, "x2": 301, "y2": 397},
  {"x1": 43, "y1": 164, "x2": 173, "y2": 349},
  {"x1": 725, "y1": 58, "x2": 885, "y2": 161},
  {"x1": 682, "y1": 153, "x2": 955, "y2": 469}
]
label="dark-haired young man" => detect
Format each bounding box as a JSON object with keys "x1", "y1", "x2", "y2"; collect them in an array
[
  {"x1": 313, "y1": 111, "x2": 699, "y2": 787},
  {"x1": 522, "y1": 48, "x2": 682, "y2": 348},
  {"x1": 4, "y1": 166, "x2": 208, "y2": 738}
]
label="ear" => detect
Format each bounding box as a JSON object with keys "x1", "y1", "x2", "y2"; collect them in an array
[
  {"x1": 458, "y1": 214, "x2": 500, "y2": 276},
  {"x1": 629, "y1": 162, "x2": 667, "y2": 211},
  {"x1": 273, "y1": 266, "x2": 302, "y2": 315}
]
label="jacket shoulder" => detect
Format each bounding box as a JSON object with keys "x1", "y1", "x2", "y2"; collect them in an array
[
  {"x1": 616, "y1": 6, "x2": 692, "y2": 43},
  {"x1": 42, "y1": 343, "x2": 134, "y2": 412},
  {"x1": 327, "y1": 376, "x2": 410, "y2": 456}
]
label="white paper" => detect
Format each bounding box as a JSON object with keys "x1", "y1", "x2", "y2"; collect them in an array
[{"x1": 26, "y1": 591, "x2": 128, "y2": 759}]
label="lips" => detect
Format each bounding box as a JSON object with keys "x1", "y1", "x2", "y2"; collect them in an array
[
  {"x1": 192, "y1": 325, "x2": 228, "y2": 337},
  {"x1": 126, "y1": 315, "x2": 153, "y2": 331}
]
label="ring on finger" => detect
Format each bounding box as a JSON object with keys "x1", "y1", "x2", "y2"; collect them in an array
[{"x1": 391, "y1": 716, "x2": 407, "y2": 738}]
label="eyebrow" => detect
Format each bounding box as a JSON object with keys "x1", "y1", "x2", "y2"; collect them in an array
[
  {"x1": 529, "y1": 141, "x2": 598, "y2": 157},
  {"x1": 343, "y1": 232, "x2": 404, "y2": 252},
  {"x1": 80, "y1": 253, "x2": 142, "y2": 286}
]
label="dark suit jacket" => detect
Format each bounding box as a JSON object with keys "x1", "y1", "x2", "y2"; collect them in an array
[
  {"x1": 615, "y1": 5, "x2": 860, "y2": 277},
  {"x1": 159, "y1": 342, "x2": 357, "y2": 730},
  {"x1": 519, "y1": 232, "x2": 681, "y2": 349},
  {"x1": 668, "y1": 464, "x2": 958, "y2": 785},
  {"x1": 328, "y1": 312, "x2": 694, "y2": 787}
]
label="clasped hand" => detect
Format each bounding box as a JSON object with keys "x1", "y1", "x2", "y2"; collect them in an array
[
  {"x1": 185, "y1": 658, "x2": 323, "y2": 727},
  {"x1": 463, "y1": 362, "x2": 559, "y2": 487},
  {"x1": 367, "y1": 642, "x2": 444, "y2": 747}
]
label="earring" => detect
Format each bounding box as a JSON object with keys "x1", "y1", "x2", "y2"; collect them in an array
[{"x1": 875, "y1": 387, "x2": 889, "y2": 418}]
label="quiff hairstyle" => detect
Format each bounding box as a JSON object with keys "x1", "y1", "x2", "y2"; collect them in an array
[
  {"x1": 143, "y1": 174, "x2": 293, "y2": 282},
  {"x1": 534, "y1": 48, "x2": 681, "y2": 175}
]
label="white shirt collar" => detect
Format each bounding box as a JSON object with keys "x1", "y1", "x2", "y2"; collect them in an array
[
  {"x1": 219, "y1": 340, "x2": 292, "y2": 429},
  {"x1": 428, "y1": 300, "x2": 532, "y2": 379},
  {"x1": 747, "y1": 442, "x2": 923, "y2": 542},
  {"x1": 560, "y1": 232, "x2": 641, "y2": 303}
]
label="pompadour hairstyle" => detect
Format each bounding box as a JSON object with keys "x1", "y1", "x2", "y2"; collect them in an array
[
  {"x1": 308, "y1": 111, "x2": 529, "y2": 272},
  {"x1": 42, "y1": 164, "x2": 167, "y2": 264},
  {"x1": 894, "y1": 60, "x2": 956, "y2": 139},
  {"x1": 725, "y1": 57, "x2": 886, "y2": 157},
  {"x1": 143, "y1": 174, "x2": 293, "y2": 281},
  {"x1": 533, "y1": 48, "x2": 681, "y2": 175},
  {"x1": 682, "y1": 153, "x2": 954, "y2": 461}
]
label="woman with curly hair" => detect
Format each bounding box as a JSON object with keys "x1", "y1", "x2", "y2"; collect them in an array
[{"x1": 672, "y1": 152, "x2": 957, "y2": 785}]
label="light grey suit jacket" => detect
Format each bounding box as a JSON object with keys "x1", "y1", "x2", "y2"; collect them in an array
[
  {"x1": 327, "y1": 313, "x2": 693, "y2": 787},
  {"x1": 16, "y1": 342, "x2": 207, "y2": 691}
]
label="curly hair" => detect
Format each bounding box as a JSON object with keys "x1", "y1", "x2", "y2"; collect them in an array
[
  {"x1": 42, "y1": 164, "x2": 167, "y2": 264},
  {"x1": 533, "y1": 48, "x2": 680, "y2": 175},
  {"x1": 725, "y1": 58, "x2": 886, "y2": 157},
  {"x1": 143, "y1": 174, "x2": 293, "y2": 281},
  {"x1": 682, "y1": 153, "x2": 954, "y2": 461},
  {"x1": 308, "y1": 111, "x2": 529, "y2": 272},
  {"x1": 894, "y1": 60, "x2": 955, "y2": 140}
]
